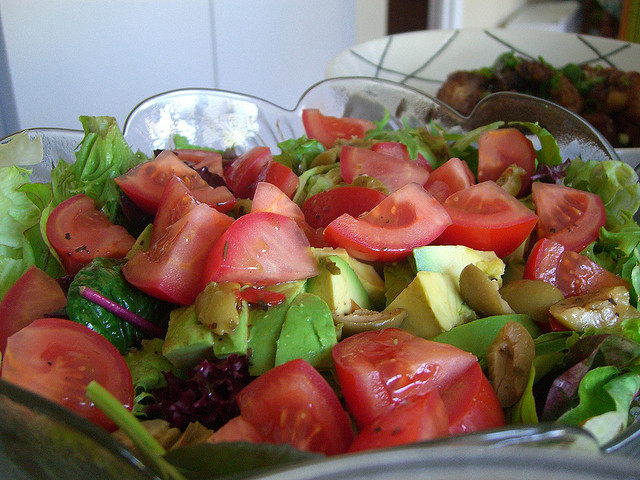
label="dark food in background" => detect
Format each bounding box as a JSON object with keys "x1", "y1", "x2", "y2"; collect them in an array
[{"x1": 437, "y1": 52, "x2": 640, "y2": 148}]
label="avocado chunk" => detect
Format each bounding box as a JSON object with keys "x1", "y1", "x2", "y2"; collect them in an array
[
  {"x1": 247, "y1": 280, "x2": 307, "y2": 376},
  {"x1": 275, "y1": 292, "x2": 337, "y2": 369},
  {"x1": 162, "y1": 305, "x2": 216, "y2": 369},
  {"x1": 195, "y1": 282, "x2": 242, "y2": 335},
  {"x1": 385, "y1": 270, "x2": 476, "y2": 338},
  {"x1": 307, "y1": 255, "x2": 371, "y2": 314},
  {"x1": 413, "y1": 245, "x2": 505, "y2": 289},
  {"x1": 312, "y1": 247, "x2": 385, "y2": 308}
]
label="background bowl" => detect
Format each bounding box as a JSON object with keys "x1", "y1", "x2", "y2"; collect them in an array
[{"x1": 326, "y1": 28, "x2": 640, "y2": 168}]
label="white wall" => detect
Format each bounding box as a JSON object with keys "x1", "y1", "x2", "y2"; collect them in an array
[{"x1": 0, "y1": 0, "x2": 359, "y2": 131}]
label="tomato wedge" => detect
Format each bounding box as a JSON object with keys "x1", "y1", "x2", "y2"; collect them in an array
[
  {"x1": 436, "y1": 181, "x2": 538, "y2": 257},
  {"x1": 151, "y1": 175, "x2": 199, "y2": 243},
  {"x1": 531, "y1": 182, "x2": 606, "y2": 252},
  {"x1": 477, "y1": 128, "x2": 537, "y2": 196},
  {"x1": 0, "y1": 266, "x2": 67, "y2": 355},
  {"x1": 332, "y1": 328, "x2": 477, "y2": 429},
  {"x1": 340, "y1": 145, "x2": 430, "y2": 193},
  {"x1": 1, "y1": 317, "x2": 133, "y2": 431},
  {"x1": 47, "y1": 194, "x2": 136, "y2": 275},
  {"x1": 301, "y1": 186, "x2": 386, "y2": 229},
  {"x1": 302, "y1": 109, "x2": 376, "y2": 149},
  {"x1": 172, "y1": 149, "x2": 224, "y2": 176},
  {"x1": 124, "y1": 203, "x2": 233, "y2": 305},
  {"x1": 323, "y1": 183, "x2": 451, "y2": 262},
  {"x1": 236, "y1": 358, "x2": 355, "y2": 455},
  {"x1": 424, "y1": 157, "x2": 475, "y2": 203},
  {"x1": 223, "y1": 146, "x2": 273, "y2": 199},
  {"x1": 203, "y1": 211, "x2": 319, "y2": 286},
  {"x1": 371, "y1": 141, "x2": 433, "y2": 171},
  {"x1": 254, "y1": 161, "x2": 299, "y2": 199}
]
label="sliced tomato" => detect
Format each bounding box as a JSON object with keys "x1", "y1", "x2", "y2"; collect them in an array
[
  {"x1": 340, "y1": 145, "x2": 430, "y2": 193},
  {"x1": 436, "y1": 181, "x2": 538, "y2": 258},
  {"x1": 531, "y1": 182, "x2": 606, "y2": 252},
  {"x1": 206, "y1": 415, "x2": 265, "y2": 445},
  {"x1": 0, "y1": 266, "x2": 67, "y2": 355},
  {"x1": 172, "y1": 149, "x2": 223, "y2": 176},
  {"x1": 370, "y1": 142, "x2": 433, "y2": 171},
  {"x1": 524, "y1": 238, "x2": 628, "y2": 297},
  {"x1": 123, "y1": 203, "x2": 233, "y2": 305},
  {"x1": 254, "y1": 161, "x2": 299, "y2": 199},
  {"x1": 46, "y1": 194, "x2": 136, "y2": 275},
  {"x1": 115, "y1": 150, "x2": 234, "y2": 214},
  {"x1": 477, "y1": 128, "x2": 537, "y2": 196},
  {"x1": 0, "y1": 317, "x2": 133, "y2": 431},
  {"x1": 151, "y1": 175, "x2": 199, "y2": 243},
  {"x1": 332, "y1": 328, "x2": 477, "y2": 430},
  {"x1": 236, "y1": 358, "x2": 354, "y2": 455},
  {"x1": 251, "y1": 182, "x2": 306, "y2": 225},
  {"x1": 203, "y1": 211, "x2": 319, "y2": 286},
  {"x1": 302, "y1": 109, "x2": 376, "y2": 149},
  {"x1": 223, "y1": 146, "x2": 273, "y2": 199},
  {"x1": 424, "y1": 157, "x2": 475, "y2": 203},
  {"x1": 347, "y1": 390, "x2": 449, "y2": 453},
  {"x1": 441, "y1": 362, "x2": 505, "y2": 435},
  {"x1": 323, "y1": 183, "x2": 451, "y2": 262},
  {"x1": 301, "y1": 186, "x2": 387, "y2": 229},
  {"x1": 238, "y1": 287, "x2": 286, "y2": 308}
]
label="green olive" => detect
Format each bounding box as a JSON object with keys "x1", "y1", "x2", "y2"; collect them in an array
[
  {"x1": 333, "y1": 308, "x2": 407, "y2": 337},
  {"x1": 499, "y1": 279, "x2": 564, "y2": 323},
  {"x1": 459, "y1": 264, "x2": 514, "y2": 317}
]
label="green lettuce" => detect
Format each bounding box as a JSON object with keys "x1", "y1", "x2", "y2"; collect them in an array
[{"x1": 273, "y1": 136, "x2": 325, "y2": 176}]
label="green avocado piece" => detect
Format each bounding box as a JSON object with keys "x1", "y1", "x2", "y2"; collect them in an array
[
  {"x1": 307, "y1": 255, "x2": 371, "y2": 314},
  {"x1": 247, "y1": 280, "x2": 307, "y2": 376},
  {"x1": 162, "y1": 304, "x2": 216, "y2": 369},
  {"x1": 413, "y1": 245, "x2": 506, "y2": 290},
  {"x1": 385, "y1": 270, "x2": 476, "y2": 338},
  {"x1": 275, "y1": 293, "x2": 337, "y2": 369}
]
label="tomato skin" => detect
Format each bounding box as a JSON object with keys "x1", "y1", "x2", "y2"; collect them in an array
[
  {"x1": 436, "y1": 181, "x2": 538, "y2": 257},
  {"x1": 332, "y1": 328, "x2": 477, "y2": 430},
  {"x1": 523, "y1": 238, "x2": 629, "y2": 297},
  {"x1": 0, "y1": 266, "x2": 67, "y2": 355},
  {"x1": 124, "y1": 203, "x2": 233, "y2": 305},
  {"x1": 254, "y1": 161, "x2": 299, "y2": 199},
  {"x1": 237, "y1": 287, "x2": 286, "y2": 308},
  {"x1": 0, "y1": 317, "x2": 133, "y2": 431},
  {"x1": 340, "y1": 145, "x2": 430, "y2": 193},
  {"x1": 302, "y1": 109, "x2": 376, "y2": 149},
  {"x1": 323, "y1": 183, "x2": 451, "y2": 262},
  {"x1": 301, "y1": 186, "x2": 387, "y2": 229},
  {"x1": 477, "y1": 128, "x2": 536, "y2": 196},
  {"x1": 206, "y1": 416, "x2": 265, "y2": 445},
  {"x1": 370, "y1": 141, "x2": 433, "y2": 171},
  {"x1": 151, "y1": 175, "x2": 199, "y2": 243},
  {"x1": 441, "y1": 362, "x2": 505, "y2": 435},
  {"x1": 223, "y1": 146, "x2": 273, "y2": 199},
  {"x1": 424, "y1": 157, "x2": 475, "y2": 203},
  {"x1": 531, "y1": 182, "x2": 606, "y2": 252},
  {"x1": 236, "y1": 358, "x2": 355, "y2": 455},
  {"x1": 47, "y1": 194, "x2": 136, "y2": 275},
  {"x1": 203, "y1": 211, "x2": 319, "y2": 286},
  {"x1": 347, "y1": 390, "x2": 449, "y2": 453}
]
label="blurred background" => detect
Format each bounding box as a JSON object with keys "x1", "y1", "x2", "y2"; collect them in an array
[{"x1": 0, "y1": 0, "x2": 636, "y2": 138}]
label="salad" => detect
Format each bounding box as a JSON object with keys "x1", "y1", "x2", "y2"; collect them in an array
[{"x1": 1, "y1": 105, "x2": 640, "y2": 479}]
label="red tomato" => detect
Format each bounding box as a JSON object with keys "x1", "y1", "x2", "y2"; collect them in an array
[
  {"x1": 237, "y1": 287, "x2": 286, "y2": 308},
  {"x1": 441, "y1": 362, "x2": 505, "y2": 435},
  {"x1": 124, "y1": 203, "x2": 233, "y2": 305},
  {"x1": 223, "y1": 146, "x2": 273, "y2": 199},
  {"x1": 524, "y1": 238, "x2": 628, "y2": 297},
  {"x1": 115, "y1": 150, "x2": 235, "y2": 214},
  {"x1": 172, "y1": 149, "x2": 224, "y2": 176},
  {"x1": 477, "y1": 128, "x2": 537, "y2": 196},
  {"x1": 332, "y1": 328, "x2": 477, "y2": 430},
  {"x1": 340, "y1": 145, "x2": 430, "y2": 193},
  {"x1": 301, "y1": 186, "x2": 387, "y2": 229},
  {"x1": 151, "y1": 175, "x2": 199, "y2": 243},
  {"x1": 206, "y1": 416, "x2": 264, "y2": 445},
  {"x1": 203, "y1": 211, "x2": 319, "y2": 286},
  {"x1": 424, "y1": 157, "x2": 475, "y2": 203},
  {"x1": 0, "y1": 318, "x2": 133, "y2": 431},
  {"x1": 46, "y1": 194, "x2": 136, "y2": 275},
  {"x1": 0, "y1": 266, "x2": 67, "y2": 354},
  {"x1": 436, "y1": 181, "x2": 538, "y2": 257},
  {"x1": 254, "y1": 161, "x2": 299, "y2": 199},
  {"x1": 302, "y1": 109, "x2": 376, "y2": 149},
  {"x1": 347, "y1": 390, "x2": 449, "y2": 453},
  {"x1": 251, "y1": 182, "x2": 306, "y2": 224},
  {"x1": 531, "y1": 182, "x2": 606, "y2": 252},
  {"x1": 323, "y1": 183, "x2": 451, "y2": 262},
  {"x1": 236, "y1": 358, "x2": 355, "y2": 455},
  {"x1": 370, "y1": 142, "x2": 433, "y2": 171}
]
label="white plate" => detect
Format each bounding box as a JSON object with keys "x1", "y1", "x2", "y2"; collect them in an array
[{"x1": 326, "y1": 28, "x2": 640, "y2": 166}]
